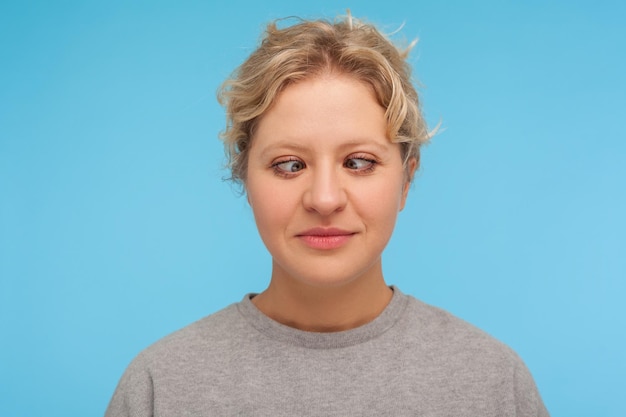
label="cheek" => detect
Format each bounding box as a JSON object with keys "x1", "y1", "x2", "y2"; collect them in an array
[
  {"x1": 369, "y1": 169, "x2": 406, "y2": 203},
  {"x1": 370, "y1": 197, "x2": 402, "y2": 227},
  {"x1": 247, "y1": 181, "x2": 294, "y2": 236},
  {"x1": 352, "y1": 177, "x2": 405, "y2": 224}
]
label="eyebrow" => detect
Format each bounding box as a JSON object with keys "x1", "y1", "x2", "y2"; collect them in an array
[
  {"x1": 257, "y1": 142, "x2": 307, "y2": 158},
  {"x1": 336, "y1": 139, "x2": 391, "y2": 154}
]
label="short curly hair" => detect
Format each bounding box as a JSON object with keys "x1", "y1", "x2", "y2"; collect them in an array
[{"x1": 218, "y1": 13, "x2": 430, "y2": 186}]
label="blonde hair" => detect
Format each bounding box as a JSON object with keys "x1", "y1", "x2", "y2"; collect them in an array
[{"x1": 218, "y1": 12, "x2": 430, "y2": 186}]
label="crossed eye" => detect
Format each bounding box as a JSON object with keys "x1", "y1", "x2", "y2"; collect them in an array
[
  {"x1": 344, "y1": 158, "x2": 374, "y2": 170},
  {"x1": 275, "y1": 160, "x2": 305, "y2": 172}
]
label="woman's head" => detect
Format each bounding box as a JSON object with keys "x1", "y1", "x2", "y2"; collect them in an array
[{"x1": 218, "y1": 13, "x2": 430, "y2": 187}]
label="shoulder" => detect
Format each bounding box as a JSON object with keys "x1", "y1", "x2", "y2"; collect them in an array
[
  {"x1": 392, "y1": 293, "x2": 535, "y2": 387},
  {"x1": 114, "y1": 300, "x2": 250, "y2": 387},
  {"x1": 401, "y1": 295, "x2": 520, "y2": 360},
  {"x1": 134, "y1": 301, "x2": 246, "y2": 368},
  {"x1": 105, "y1": 301, "x2": 248, "y2": 416},
  {"x1": 395, "y1": 294, "x2": 548, "y2": 415}
]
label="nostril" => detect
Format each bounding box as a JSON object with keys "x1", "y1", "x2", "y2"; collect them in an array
[{"x1": 303, "y1": 187, "x2": 347, "y2": 215}]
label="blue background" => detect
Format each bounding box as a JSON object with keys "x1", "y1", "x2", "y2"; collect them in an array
[{"x1": 1, "y1": 1, "x2": 624, "y2": 416}]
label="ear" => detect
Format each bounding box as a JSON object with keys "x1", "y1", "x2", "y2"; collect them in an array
[{"x1": 399, "y1": 156, "x2": 418, "y2": 211}]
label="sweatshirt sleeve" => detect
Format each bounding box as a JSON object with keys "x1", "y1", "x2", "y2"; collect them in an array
[
  {"x1": 104, "y1": 354, "x2": 154, "y2": 417},
  {"x1": 514, "y1": 357, "x2": 550, "y2": 417}
]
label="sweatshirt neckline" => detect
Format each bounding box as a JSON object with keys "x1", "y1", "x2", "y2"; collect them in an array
[{"x1": 236, "y1": 286, "x2": 408, "y2": 349}]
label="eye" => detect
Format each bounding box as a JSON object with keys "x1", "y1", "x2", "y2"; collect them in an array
[
  {"x1": 344, "y1": 156, "x2": 376, "y2": 172},
  {"x1": 272, "y1": 158, "x2": 306, "y2": 175}
]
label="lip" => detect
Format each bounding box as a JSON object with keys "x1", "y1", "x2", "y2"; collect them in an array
[{"x1": 296, "y1": 227, "x2": 356, "y2": 250}]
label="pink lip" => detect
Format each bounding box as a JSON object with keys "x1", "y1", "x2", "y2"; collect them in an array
[{"x1": 296, "y1": 227, "x2": 356, "y2": 250}]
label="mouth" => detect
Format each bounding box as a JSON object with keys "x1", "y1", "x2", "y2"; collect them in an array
[{"x1": 296, "y1": 227, "x2": 356, "y2": 250}]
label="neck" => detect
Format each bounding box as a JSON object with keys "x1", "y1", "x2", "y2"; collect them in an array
[{"x1": 251, "y1": 264, "x2": 393, "y2": 332}]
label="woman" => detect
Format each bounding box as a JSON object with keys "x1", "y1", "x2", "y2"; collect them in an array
[{"x1": 106, "y1": 13, "x2": 549, "y2": 416}]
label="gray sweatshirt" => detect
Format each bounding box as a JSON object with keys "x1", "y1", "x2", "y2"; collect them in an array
[{"x1": 105, "y1": 287, "x2": 549, "y2": 416}]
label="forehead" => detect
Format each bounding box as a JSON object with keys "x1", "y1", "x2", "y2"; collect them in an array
[{"x1": 252, "y1": 75, "x2": 392, "y2": 154}]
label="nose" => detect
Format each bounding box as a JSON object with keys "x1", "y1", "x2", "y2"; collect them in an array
[{"x1": 302, "y1": 163, "x2": 347, "y2": 216}]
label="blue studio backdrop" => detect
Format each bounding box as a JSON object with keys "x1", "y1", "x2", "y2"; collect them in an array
[{"x1": 1, "y1": 1, "x2": 624, "y2": 416}]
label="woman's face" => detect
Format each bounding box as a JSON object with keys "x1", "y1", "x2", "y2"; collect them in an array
[{"x1": 246, "y1": 74, "x2": 414, "y2": 288}]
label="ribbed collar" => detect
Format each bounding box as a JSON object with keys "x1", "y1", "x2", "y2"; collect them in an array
[{"x1": 236, "y1": 286, "x2": 409, "y2": 349}]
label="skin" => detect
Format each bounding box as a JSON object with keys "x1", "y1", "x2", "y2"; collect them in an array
[{"x1": 246, "y1": 73, "x2": 417, "y2": 332}]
